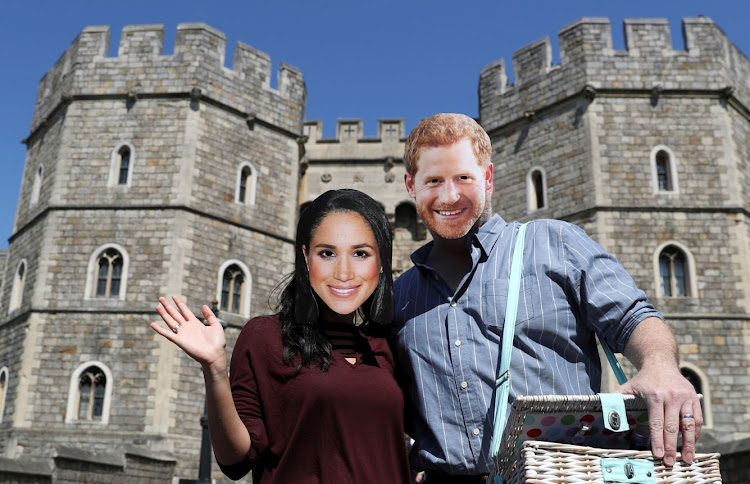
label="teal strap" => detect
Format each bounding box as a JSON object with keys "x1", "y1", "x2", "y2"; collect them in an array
[
  {"x1": 489, "y1": 223, "x2": 527, "y2": 459},
  {"x1": 601, "y1": 458, "x2": 655, "y2": 483},
  {"x1": 598, "y1": 334, "x2": 628, "y2": 385},
  {"x1": 599, "y1": 393, "x2": 630, "y2": 432}
]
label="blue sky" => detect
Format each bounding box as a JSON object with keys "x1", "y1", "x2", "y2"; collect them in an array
[{"x1": 1, "y1": 0, "x2": 748, "y2": 249}]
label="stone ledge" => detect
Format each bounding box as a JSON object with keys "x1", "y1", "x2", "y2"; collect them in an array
[
  {"x1": 54, "y1": 445, "x2": 124, "y2": 468},
  {"x1": 123, "y1": 445, "x2": 177, "y2": 463},
  {"x1": 0, "y1": 456, "x2": 54, "y2": 476}
]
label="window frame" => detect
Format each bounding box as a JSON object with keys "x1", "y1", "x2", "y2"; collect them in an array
[
  {"x1": 85, "y1": 244, "x2": 130, "y2": 301},
  {"x1": 653, "y1": 241, "x2": 696, "y2": 298},
  {"x1": 108, "y1": 142, "x2": 136, "y2": 188},
  {"x1": 9, "y1": 259, "x2": 27, "y2": 313},
  {"x1": 30, "y1": 164, "x2": 43, "y2": 206},
  {"x1": 235, "y1": 163, "x2": 258, "y2": 206},
  {"x1": 526, "y1": 166, "x2": 548, "y2": 213},
  {"x1": 0, "y1": 367, "x2": 8, "y2": 423},
  {"x1": 216, "y1": 260, "x2": 252, "y2": 317},
  {"x1": 65, "y1": 361, "x2": 114, "y2": 425},
  {"x1": 649, "y1": 145, "x2": 679, "y2": 195}
]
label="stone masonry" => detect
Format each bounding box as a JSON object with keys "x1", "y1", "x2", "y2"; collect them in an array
[
  {"x1": 479, "y1": 17, "x2": 750, "y2": 481},
  {"x1": 0, "y1": 23, "x2": 305, "y2": 483}
]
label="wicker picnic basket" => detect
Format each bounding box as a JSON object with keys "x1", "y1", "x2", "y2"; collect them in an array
[
  {"x1": 489, "y1": 224, "x2": 722, "y2": 483},
  {"x1": 494, "y1": 394, "x2": 722, "y2": 484},
  {"x1": 502, "y1": 440, "x2": 722, "y2": 484}
]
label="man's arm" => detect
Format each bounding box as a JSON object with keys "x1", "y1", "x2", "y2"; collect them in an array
[{"x1": 618, "y1": 316, "x2": 702, "y2": 466}]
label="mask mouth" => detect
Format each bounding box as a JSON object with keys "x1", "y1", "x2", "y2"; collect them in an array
[{"x1": 435, "y1": 208, "x2": 464, "y2": 216}]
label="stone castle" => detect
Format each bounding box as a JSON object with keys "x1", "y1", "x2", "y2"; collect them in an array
[{"x1": 0, "y1": 16, "x2": 748, "y2": 482}]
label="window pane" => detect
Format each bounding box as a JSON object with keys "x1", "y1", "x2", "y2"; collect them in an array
[
  {"x1": 533, "y1": 172, "x2": 544, "y2": 209},
  {"x1": 673, "y1": 258, "x2": 687, "y2": 296},
  {"x1": 656, "y1": 152, "x2": 670, "y2": 191},
  {"x1": 79, "y1": 380, "x2": 91, "y2": 420},
  {"x1": 659, "y1": 256, "x2": 671, "y2": 296},
  {"x1": 118, "y1": 149, "x2": 130, "y2": 185},
  {"x1": 93, "y1": 380, "x2": 106, "y2": 418},
  {"x1": 232, "y1": 275, "x2": 243, "y2": 313},
  {"x1": 221, "y1": 273, "x2": 231, "y2": 311},
  {"x1": 110, "y1": 259, "x2": 122, "y2": 297},
  {"x1": 96, "y1": 259, "x2": 109, "y2": 296}
]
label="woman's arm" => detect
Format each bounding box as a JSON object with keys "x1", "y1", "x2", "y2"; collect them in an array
[{"x1": 151, "y1": 296, "x2": 252, "y2": 466}]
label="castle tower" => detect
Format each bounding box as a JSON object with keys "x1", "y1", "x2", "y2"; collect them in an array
[
  {"x1": 479, "y1": 17, "x2": 750, "y2": 444},
  {"x1": 0, "y1": 24, "x2": 305, "y2": 481}
]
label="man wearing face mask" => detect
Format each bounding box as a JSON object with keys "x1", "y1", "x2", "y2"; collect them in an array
[{"x1": 390, "y1": 113, "x2": 701, "y2": 483}]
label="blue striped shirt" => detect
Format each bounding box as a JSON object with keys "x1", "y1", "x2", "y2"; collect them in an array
[{"x1": 391, "y1": 215, "x2": 662, "y2": 475}]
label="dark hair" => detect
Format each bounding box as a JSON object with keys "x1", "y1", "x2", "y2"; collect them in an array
[{"x1": 275, "y1": 189, "x2": 393, "y2": 371}]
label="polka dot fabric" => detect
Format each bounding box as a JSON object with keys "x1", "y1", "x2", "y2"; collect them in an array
[{"x1": 516, "y1": 410, "x2": 650, "y2": 451}]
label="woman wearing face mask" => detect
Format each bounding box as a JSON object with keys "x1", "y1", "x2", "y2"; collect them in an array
[{"x1": 151, "y1": 189, "x2": 410, "y2": 483}]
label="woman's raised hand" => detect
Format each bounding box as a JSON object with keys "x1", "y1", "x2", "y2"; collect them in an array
[{"x1": 151, "y1": 295, "x2": 228, "y2": 370}]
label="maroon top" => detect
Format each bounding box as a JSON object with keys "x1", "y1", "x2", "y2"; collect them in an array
[{"x1": 218, "y1": 315, "x2": 411, "y2": 483}]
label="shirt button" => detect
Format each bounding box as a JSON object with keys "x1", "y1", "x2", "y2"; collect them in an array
[
  {"x1": 455, "y1": 340, "x2": 461, "y2": 347},
  {"x1": 450, "y1": 301, "x2": 457, "y2": 307},
  {"x1": 473, "y1": 428, "x2": 480, "y2": 436},
  {"x1": 461, "y1": 381, "x2": 468, "y2": 389}
]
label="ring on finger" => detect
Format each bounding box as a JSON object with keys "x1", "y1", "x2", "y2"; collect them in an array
[
  {"x1": 171, "y1": 323, "x2": 180, "y2": 334},
  {"x1": 681, "y1": 413, "x2": 695, "y2": 419}
]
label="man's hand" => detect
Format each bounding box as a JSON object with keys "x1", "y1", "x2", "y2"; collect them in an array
[{"x1": 618, "y1": 317, "x2": 702, "y2": 466}]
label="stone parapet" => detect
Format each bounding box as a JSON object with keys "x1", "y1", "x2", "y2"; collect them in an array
[
  {"x1": 31, "y1": 24, "x2": 306, "y2": 136},
  {"x1": 479, "y1": 17, "x2": 750, "y2": 133}
]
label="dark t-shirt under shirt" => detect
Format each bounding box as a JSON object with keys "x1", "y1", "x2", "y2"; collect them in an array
[{"x1": 219, "y1": 315, "x2": 411, "y2": 483}]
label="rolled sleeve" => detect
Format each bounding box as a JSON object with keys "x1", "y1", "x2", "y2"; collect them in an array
[{"x1": 561, "y1": 223, "x2": 662, "y2": 352}]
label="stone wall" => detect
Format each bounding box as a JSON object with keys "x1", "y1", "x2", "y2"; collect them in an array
[
  {"x1": 31, "y1": 24, "x2": 305, "y2": 136},
  {"x1": 0, "y1": 446, "x2": 175, "y2": 483},
  {"x1": 480, "y1": 15, "x2": 750, "y2": 449},
  {"x1": 1, "y1": 22, "x2": 304, "y2": 484}
]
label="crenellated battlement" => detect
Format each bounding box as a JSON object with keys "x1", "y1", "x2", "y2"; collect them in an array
[
  {"x1": 31, "y1": 23, "x2": 306, "y2": 135},
  {"x1": 305, "y1": 118, "x2": 404, "y2": 142},
  {"x1": 480, "y1": 16, "x2": 750, "y2": 132},
  {"x1": 303, "y1": 119, "x2": 405, "y2": 161}
]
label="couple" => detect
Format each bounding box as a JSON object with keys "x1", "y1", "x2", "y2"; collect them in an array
[{"x1": 152, "y1": 113, "x2": 702, "y2": 483}]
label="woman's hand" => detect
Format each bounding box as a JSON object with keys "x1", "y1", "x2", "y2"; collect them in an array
[{"x1": 151, "y1": 295, "x2": 227, "y2": 370}]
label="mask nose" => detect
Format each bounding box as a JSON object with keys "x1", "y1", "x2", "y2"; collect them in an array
[
  {"x1": 438, "y1": 180, "x2": 460, "y2": 205},
  {"x1": 334, "y1": 257, "x2": 353, "y2": 282}
]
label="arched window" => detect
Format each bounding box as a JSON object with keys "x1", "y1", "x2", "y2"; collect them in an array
[
  {"x1": 680, "y1": 363, "x2": 713, "y2": 428},
  {"x1": 96, "y1": 249, "x2": 123, "y2": 298},
  {"x1": 650, "y1": 146, "x2": 678, "y2": 194},
  {"x1": 527, "y1": 167, "x2": 547, "y2": 212},
  {"x1": 85, "y1": 244, "x2": 130, "y2": 301},
  {"x1": 117, "y1": 146, "x2": 131, "y2": 185},
  {"x1": 217, "y1": 260, "x2": 252, "y2": 316},
  {"x1": 395, "y1": 201, "x2": 424, "y2": 241},
  {"x1": 0, "y1": 367, "x2": 8, "y2": 423},
  {"x1": 660, "y1": 247, "x2": 687, "y2": 297},
  {"x1": 654, "y1": 242, "x2": 695, "y2": 298},
  {"x1": 109, "y1": 142, "x2": 135, "y2": 187},
  {"x1": 78, "y1": 366, "x2": 106, "y2": 420},
  {"x1": 9, "y1": 260, "x2": 27, "y2": 313},
  {"x1": 236, "y1": 163, "x2": 257, "y2": 206},
  {"x1": 30, "y1": 165, "x2": 43, "y2": 206},
  {"x1": 66, "y1": 361, "x2": 114, "y2": 424}
]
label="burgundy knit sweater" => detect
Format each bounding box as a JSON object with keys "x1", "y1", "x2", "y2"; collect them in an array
[{"x1": 218, "y1": 315, "x2": 411, "y2": 483}]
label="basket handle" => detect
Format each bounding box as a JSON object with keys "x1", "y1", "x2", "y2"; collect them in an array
[
  {"x1": 489, "y1": 223, "x2": 629, "y2": 459},
  {"x1": 490, "y1": 222, "x2": 527, "y2": 458}
]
